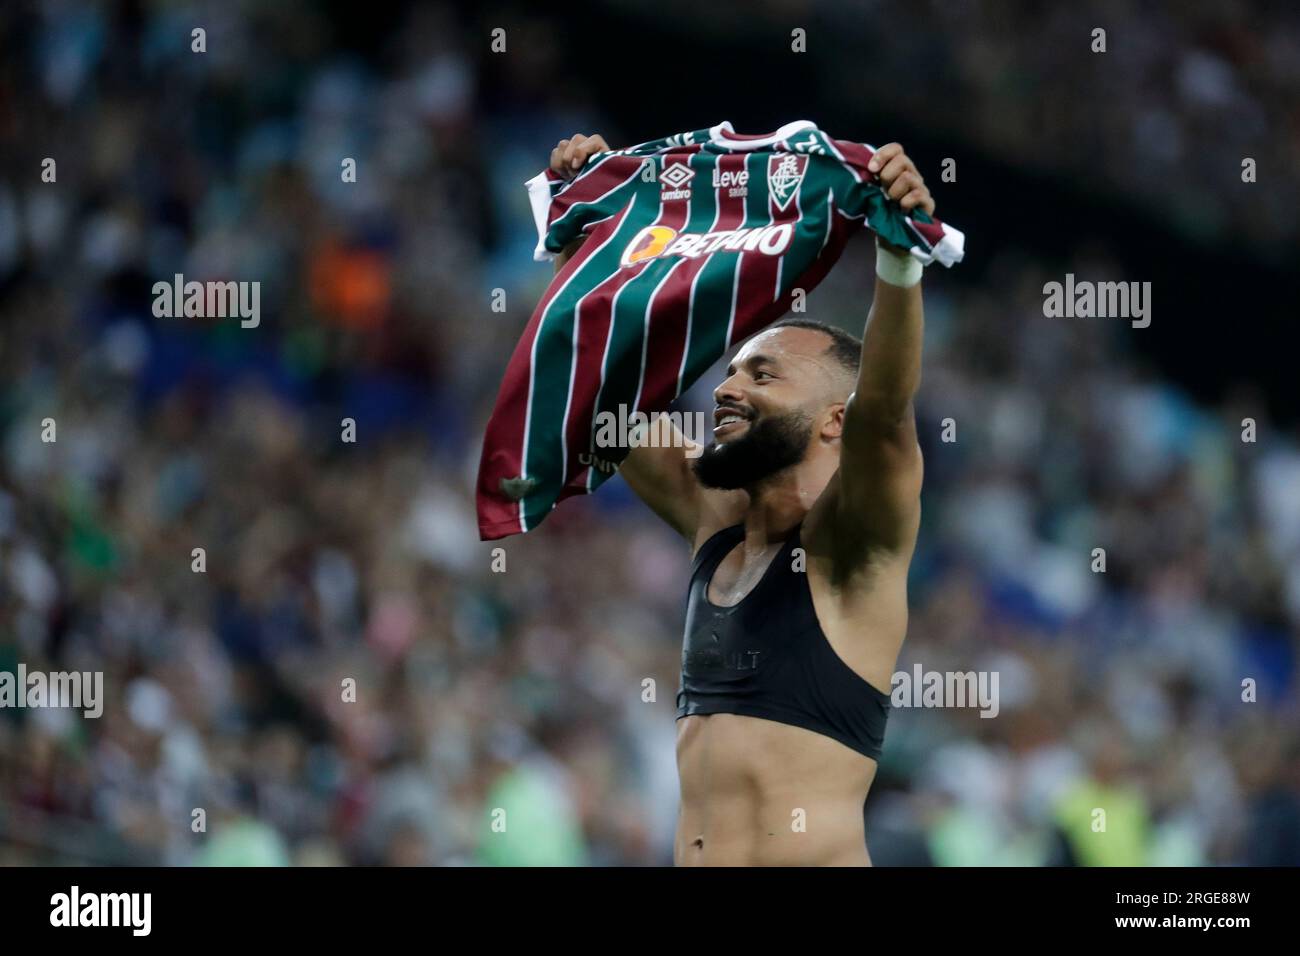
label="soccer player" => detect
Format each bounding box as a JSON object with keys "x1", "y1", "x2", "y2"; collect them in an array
[{"x1": 551, "y1": 133, "x2": 932, "y2": 866}]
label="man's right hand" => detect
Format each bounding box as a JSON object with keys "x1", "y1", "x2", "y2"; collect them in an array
[
  {"x1": 550, "y1": 134, "x2": 612, "y2": 270},
  {"x1": 550, "y1": 133, "x2": 611, "y2": 181}
]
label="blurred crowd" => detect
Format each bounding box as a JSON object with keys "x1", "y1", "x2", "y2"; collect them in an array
[
  {"x1": 1, "y1": 0, "x2": 1297, "y2": 866},
  {"x1": 689, "y1": 0, "x2": 1300, "y2": 253},
  {"x1": 905, "y1": 0, "x2": 1300, "y2": 251}
]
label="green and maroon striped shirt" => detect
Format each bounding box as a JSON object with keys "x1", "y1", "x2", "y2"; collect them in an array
[{"x1": 477, "y1": 120, "x2": 963, "y2": 540}]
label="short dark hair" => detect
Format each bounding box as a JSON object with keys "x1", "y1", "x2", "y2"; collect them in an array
[{"x1": 768, "y1": 317, "x2": 861, "y2": 378}]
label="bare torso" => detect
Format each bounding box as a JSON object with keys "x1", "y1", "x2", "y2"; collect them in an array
[
  {"x1": 674, "y1": 713, "x2": 876, "y2": 865},
  {"x1": 673, "y1": 512, "x2": 907, "y2": 866}
]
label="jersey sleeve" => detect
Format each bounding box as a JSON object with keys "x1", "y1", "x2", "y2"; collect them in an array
[
  {"x1": 825, "y1": 137, "x2": 966, "y2": 267},
  {"x1": 524, "y1": 137, "x2": 691, "y2": 262},
  {"x1": 524, "y1": 168, "x2": 572, "y2": 261}
]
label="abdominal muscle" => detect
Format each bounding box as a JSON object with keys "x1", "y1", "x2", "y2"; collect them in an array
[{"x1": 674, "y1": 713, "x2": 877, "y2": 866}]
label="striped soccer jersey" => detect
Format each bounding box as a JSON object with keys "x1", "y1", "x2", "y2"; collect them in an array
[{"x1": 477, "y1": 119, "x2": 964, "y2": 540}]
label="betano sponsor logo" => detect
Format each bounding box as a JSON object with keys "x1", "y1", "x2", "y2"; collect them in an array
[{"x1": 620, "y1": 223, "x2": 795, "y2": 268}]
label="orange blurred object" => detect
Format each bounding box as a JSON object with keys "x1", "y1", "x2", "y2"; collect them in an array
[{"x1": 309, "y1": 241, "x2": 393, "y2": 331}]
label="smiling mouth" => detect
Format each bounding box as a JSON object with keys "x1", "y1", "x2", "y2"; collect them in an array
[{"x1": 713, "y1": 411, "x2": 752, "y2": 436}]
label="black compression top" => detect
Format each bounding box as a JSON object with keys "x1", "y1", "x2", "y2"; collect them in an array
[{"x1": 676, "y1": 523, "x2": 892, "y2": 762}]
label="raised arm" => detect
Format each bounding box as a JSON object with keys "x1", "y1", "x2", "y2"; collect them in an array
[{"x1": 835, "y1": 143, "x2": 931, "y2": 559}]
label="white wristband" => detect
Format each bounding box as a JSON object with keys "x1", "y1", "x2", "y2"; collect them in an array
[{"x1": 875, "y1": 241, "x2": 923, "y2": 288}]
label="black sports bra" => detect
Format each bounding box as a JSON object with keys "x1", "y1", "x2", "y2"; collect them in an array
[{"x1": 676, "y1": 523, "x2": 892, "y2": 761}]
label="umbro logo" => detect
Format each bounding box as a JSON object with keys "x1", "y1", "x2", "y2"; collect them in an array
[
  {"x1": 660, "y1": 161, "x2": 694, "y2": 200},
  {"x1": 660, "y1": 164, "x2": 693, "y2": 189}
]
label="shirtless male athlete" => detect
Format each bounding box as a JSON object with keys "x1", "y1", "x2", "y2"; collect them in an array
[{"x1": 549, "y1": 133, "x2": 932, "y2": 866}]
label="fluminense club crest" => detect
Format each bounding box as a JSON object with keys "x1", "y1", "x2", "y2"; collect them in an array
[{"x1": 767, "y1": 153, "x2": 807, "y2": 211}]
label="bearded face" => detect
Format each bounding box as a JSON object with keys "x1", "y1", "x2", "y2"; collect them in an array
[{"x1": 691, "y1": 405, "x2": 815, "y2": 490}]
